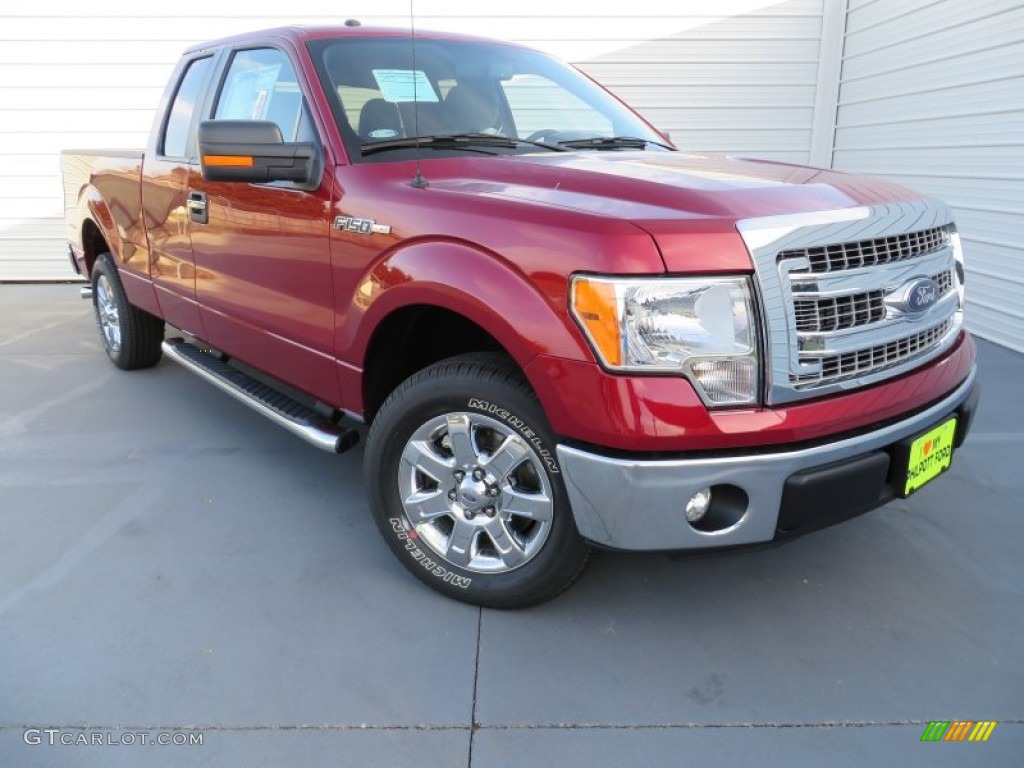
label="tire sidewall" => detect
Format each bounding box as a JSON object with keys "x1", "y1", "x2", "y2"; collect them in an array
[
  {"x1": 92, "y1": 255, "x2": 125, "y2": 365},
  {"x1": 366, "y1": 359, "x2": 586, "y2": 607},
  {"x1": 89, "y1": 252, "x2": 164, "y2": 371}
]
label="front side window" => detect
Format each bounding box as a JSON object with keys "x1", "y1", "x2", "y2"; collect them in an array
[
  {"x1": 162, "y1": 56, "x2": 213, "y2": 158},
  {"x1": 214, "y1": 48, "x2": 316, "y2": 142},
  {"x1": 307, "y1": 37, "x2": 666, "y2": 161}
]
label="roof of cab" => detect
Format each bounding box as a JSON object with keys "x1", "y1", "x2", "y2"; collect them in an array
[{"x1": 184, "y1": 25, "x2": 532, "y2": 55}]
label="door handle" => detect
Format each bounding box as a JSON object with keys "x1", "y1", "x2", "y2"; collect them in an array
[{"x1": 187, "y1": 191, "x2": 208, "y2": 224}]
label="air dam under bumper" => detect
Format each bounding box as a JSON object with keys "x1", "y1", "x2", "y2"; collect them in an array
[{"x1": 556, "y1": 367, "x2": 978, "y2": 550}]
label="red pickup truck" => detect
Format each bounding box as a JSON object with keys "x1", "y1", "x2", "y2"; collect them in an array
[{"x1": 62, "y1": 25, "x2": 978, "y2": 607}]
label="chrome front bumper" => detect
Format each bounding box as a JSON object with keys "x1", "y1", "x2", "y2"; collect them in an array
[{"x1": 556, "y1": 367, "x2": 978, "y2": 551}]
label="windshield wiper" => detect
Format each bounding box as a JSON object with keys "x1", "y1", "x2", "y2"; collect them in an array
[
  {"x1": 361, "y1": 133, "x2": 567, "y2": 156},
  {"x1": 556, "y1": 136, "x2": 675, "y2": 151}
]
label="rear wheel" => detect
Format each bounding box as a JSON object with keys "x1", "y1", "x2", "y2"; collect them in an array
[
  {"x1": 92, "y1": 253, "x2": 164, "y2": 370},
  {"x1": 365, "y1": 354, "x2": 590, "y2": 608}
]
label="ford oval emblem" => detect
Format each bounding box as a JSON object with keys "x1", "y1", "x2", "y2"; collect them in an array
[
  {"x1": 887, "y1": 277, "x2": 940, "y2": 315},
  {"x1": 906, "y1": 278, "x2": 940, "y2": 312}
]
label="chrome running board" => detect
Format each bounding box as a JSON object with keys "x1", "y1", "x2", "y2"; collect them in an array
[{"x1": 161, "y1": 338, "x2": 359, "y2": 454}]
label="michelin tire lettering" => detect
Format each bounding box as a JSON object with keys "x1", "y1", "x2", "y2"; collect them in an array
[
  {"x1": 467, "y1": 398, "x2": 560, "y2": 474},
  {"x1": 389, "y1": 518, "x2": 472, "y2": 589}
]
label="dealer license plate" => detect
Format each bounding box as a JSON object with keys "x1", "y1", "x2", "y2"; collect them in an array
[{"x1": 903, "y1": 417, "x2": 958, "y2": 496}]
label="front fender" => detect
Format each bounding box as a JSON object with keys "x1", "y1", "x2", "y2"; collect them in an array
[{"x1": 340, "y1": 237, "x2": 593, "y2": 371}]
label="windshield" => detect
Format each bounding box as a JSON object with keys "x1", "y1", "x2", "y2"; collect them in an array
[{"x1": 306, "y1": 35, "x2": 670, "y2": 161}]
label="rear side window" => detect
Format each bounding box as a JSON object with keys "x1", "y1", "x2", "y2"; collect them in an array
[
  {"x1": 214, "y1": 48, "x2": 315, "y2": 142},
  {"x1": 162, "y1": 57, "x2": 213, "y2": 158}
]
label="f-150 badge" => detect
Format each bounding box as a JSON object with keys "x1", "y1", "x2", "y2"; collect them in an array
[{"x1": 333, "y1": 216, "x2": 392, "y2": 235}]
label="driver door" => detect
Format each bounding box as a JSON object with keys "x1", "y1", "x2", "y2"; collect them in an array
[{"x1": 187, "y1": 46, "x2": 339, "y2": 405}]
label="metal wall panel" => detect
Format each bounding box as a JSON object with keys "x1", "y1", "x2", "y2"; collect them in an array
[
  {"x1": 579, "y1": 0, "x2": 824, "y2": 161},
  {"x1": 0, "y1": 1, "x2": 825, "y2": 281},
  {"x1": 833, "y1": 0, "x2": 1024, "y2": 352}
]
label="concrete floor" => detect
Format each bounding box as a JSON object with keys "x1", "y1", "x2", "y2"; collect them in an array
[{"x1": 1, "y1": 284, "x2": 1021, "y2": 767}]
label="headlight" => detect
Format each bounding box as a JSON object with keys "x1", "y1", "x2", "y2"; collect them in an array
[{"x1": 570, "y1": 275, "x2": 760, "y2": 406}]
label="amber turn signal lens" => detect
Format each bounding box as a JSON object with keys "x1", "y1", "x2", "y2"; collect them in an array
[
  {"x1": 202, "y1": 155, "x2": 254, "y2": 167},
  {"x1": 572, "y1": 278, "x2": 622, "y2": 367}
]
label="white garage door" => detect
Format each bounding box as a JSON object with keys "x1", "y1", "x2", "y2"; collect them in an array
[{"x1": 832, "y1": 0, "x2": 1024, "y2": 353}]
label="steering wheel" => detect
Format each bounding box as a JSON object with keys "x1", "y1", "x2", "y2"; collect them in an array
[{"x1": 524, "y1": 129, "x2": 562, "y2": 144}]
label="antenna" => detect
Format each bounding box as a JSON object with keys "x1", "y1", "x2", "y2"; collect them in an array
[{"x1": 408, "y1": 0, "x2": 429, "y2": 188}]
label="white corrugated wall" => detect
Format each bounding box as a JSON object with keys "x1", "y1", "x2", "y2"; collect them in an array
[
  {"x1": 0, "y1": 1, "x2": 823, "y2": 281},
  {"x1": 3, "y1": 0, "x2": 1022, "y2": 355},
  {"x1": 831, "y1": 0, "x2": 1024, "y2": 353},
  {"x1": 580, "y1": 0, "x2": 824, "y2": 163}
]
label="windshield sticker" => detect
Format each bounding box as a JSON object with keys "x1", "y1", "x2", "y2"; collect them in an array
[{"x1": 372, "y1": 69, "x2": 439, "y2": 103}]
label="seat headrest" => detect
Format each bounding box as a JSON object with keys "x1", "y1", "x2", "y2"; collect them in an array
[{"x1": 359, "y1": 98, "x2": 404, "y2": 140}]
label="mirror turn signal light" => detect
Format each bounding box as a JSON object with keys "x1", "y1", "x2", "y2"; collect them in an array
[{"x1": 202, "y1": 155, "x2": 254, "y2": 167}]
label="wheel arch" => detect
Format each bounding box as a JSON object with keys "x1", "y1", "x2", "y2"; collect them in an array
[
  {"x1": 80, "y1": 217, "x2": 109, "y2": 278},
  {"x1": 362, "y1": 305, "x2": 510, "y2": 423},
  {"x1": 77, "y1": 185, "x2": 125, "y2": 272},
  {"x1": 349, "y1": 239, "x2": 592, "y2": 422}
]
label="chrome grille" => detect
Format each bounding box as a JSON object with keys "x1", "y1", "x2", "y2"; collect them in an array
[
  {"x1": 781, "y1": 225, "x2": 951, "y2": 273},
  {"x1": 934, "y1": 268, "x2": 953, "y2": 295},
  {"x1": 738, "y1": 201, "x2": 964, "y2": 405},
  {"x1": 794, "y1": 319, "x2": 955, "y2": 388},
  {"x1": 794, "y1": 290, "x2": 885, "y2": 333},
  {"x1": 793, "y1": 269, "x2": 955, "y2": 334}
]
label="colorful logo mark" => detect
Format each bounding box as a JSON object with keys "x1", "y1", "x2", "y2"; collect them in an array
[{"x1": 920, "y1": 720, "x2": 997, "y2": 742}]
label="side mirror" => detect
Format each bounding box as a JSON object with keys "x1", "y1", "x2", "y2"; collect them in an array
[{"x1": 198, "y1": 120, "x2": 318, "y2": 184}]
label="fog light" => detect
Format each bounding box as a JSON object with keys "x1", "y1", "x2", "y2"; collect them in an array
[{"x1": 685, "y1": 487, "x2": 713, "y2": 523}]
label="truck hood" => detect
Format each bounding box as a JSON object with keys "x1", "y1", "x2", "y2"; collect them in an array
[{"x1": 421, "y1": 151, "x2": 923, "y2": 271}]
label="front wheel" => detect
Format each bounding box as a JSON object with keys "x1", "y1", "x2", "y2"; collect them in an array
[{"x1": 364, "y1": 354, "x2": 590, "y2": 608}]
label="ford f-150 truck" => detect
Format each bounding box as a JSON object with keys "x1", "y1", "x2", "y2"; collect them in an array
[{"x1": 62, "y1": 25, "x2": 979, "y2": 608}]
